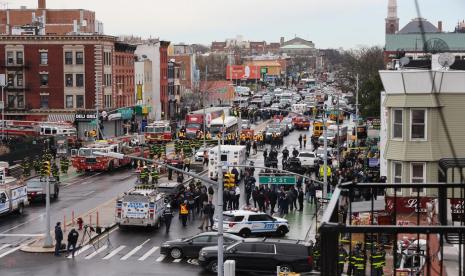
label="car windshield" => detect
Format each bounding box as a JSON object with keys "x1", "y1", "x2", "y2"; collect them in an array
[
  {"x1": 186, "y1": 123, "x2": 201, "y2": 129},
  {"x1": 27, "y1": 179, "x2": 44, "y2": 188}
]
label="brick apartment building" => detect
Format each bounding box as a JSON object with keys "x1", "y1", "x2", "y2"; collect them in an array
[
  {"x1": 113, "y1": 42, "x2": 136, "y2": 109},
  {"x1": 0, "y1": 35, "x2": 122, "y2": 121},
  {"x1": 0, "y1": 0, "x2": 102, "y2": 35}
]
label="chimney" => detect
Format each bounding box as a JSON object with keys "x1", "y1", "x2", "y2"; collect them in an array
[
  {"x1": 438, "y1": 21, "x2": 443, "y2": 32},
  {"x1": 38, "y1": 0, "x2": 46, "y2": 9}
]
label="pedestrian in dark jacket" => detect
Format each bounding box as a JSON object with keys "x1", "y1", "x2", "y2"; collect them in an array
[
  {"x1": 257, "y1": 187, "x2": 266, "y2": 212},
  {"x1": 287, "y1": 189, "x2": 295, "y2": 212},
  {"x1": 67, "y1": 228, "x2": 79, "y2": 258},
  {"x1": 269, "y1": 189, "x2": 278, "y2": 214},
  {"x1": 223, "y1": 188, "x2": 229, "y2": 211},
  {"x1": 308, "y1": 181, "x2": 317, "y2": 204},
  {"x1": 252, "y1": 187, "x2": 259, "y2": 208},
  {"x1": 54, "y1": 222, "x2": 63, "y2": 256},
  {"x1": 298, "y1": 134, "x2": 303, "y2": 149},
  {"x1": 298, "y1": 188, "x2": 304, "y2": 211}
]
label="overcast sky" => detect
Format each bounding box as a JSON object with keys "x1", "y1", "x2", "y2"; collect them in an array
[{"x1": 9, "y1": 0, "x2": 465, "y2": 49}]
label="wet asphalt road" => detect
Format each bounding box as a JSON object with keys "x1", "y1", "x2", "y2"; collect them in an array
[{"x1": 0, "y1": 119, "x2": 320, "y2": 276}]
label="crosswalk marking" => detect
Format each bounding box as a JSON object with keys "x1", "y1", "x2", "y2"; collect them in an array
[
  {"x1": 138, "y1": 246, "x2": 159, "y2": 261},
  {"x1": 68, "y1": 244, "x2": 92, "y2": 259},
  {"x1": 156, "y1": 255, "x2": 165, "y2": 262},
  {"x1": 172, "y1": 258, "x2": 182, "y2": 263},
  {"x1": 0, "y1": 244, "x2": 11, "y2": 252},
  {"x1": 103, "y1": 245, "x2": 126, "y2": 260},
  {"x1": 0, "y1": 245, "x2": 22, "y2": 258},
  {"x1": 84, "y1": 245, "x2": 108, "y2": 260},
  {"x1": 120, "y1": 246, "x2": 142, "y2": 260}
]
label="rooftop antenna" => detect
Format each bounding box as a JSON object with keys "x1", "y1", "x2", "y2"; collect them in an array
[{"x1": 437, "y1": 53, "x2": 455, "y2": 69}]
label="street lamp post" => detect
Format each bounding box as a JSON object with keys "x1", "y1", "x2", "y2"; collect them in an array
[
  {"x1": 217, "y1": 122, "x2": 225, "y2": 276},
  {"x1": 0, "y1": 74, "x2": 6, "y2": 142}
]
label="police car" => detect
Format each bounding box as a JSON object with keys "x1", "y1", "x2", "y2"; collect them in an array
[{"x1": 213, "y1": 210, "x2": 289, "y2": 237}]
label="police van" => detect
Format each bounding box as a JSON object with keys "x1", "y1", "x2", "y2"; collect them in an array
[{"x1": 213, "y1": 210, "x2": 289, "y2": 237}]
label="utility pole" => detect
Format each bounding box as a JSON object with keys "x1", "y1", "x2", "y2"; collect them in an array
[
  {"x1": 203, "y1": 65, "x2": 207, "y2": 149},
  {"x1": 355, "y1": 74, "x2": 359, "y2": 146},
  {"x1": 336, "y1": 93, "x2": 340, "y2": 167},
  {"x1": 0, "y1": 74, "x2": 6, "y2": 143},
  {"x1": 217, "y1": 118, "x2": 225, "y2": 276},
  {"x1": 43, "y1": 161, "x2": 53, "y2": 248},
  {"x1": 323, "y1": 108, "x2": 328, "y2": 198}
]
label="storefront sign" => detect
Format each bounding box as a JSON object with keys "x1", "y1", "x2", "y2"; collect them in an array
[
  {"x1": 385, "y1": 197, "x2": 435, "y2": 213},
  {"x1": 451, "y1": 198, "x2": 464, "y2": 221},
  {"x1": 75, "y1": 113, "x2": 97, "y2": 122}
]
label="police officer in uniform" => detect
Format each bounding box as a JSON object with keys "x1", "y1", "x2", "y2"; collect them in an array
[{"x1": 163, "y1": 204, "x2": 173, "y2": 233}]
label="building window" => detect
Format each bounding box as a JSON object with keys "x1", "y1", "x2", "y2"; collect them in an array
[
  {"x1": 392, "y1": 161, "x2": 402, "y2": 195},
  {"x1": 410, "y1": 162, "x2": 426, "y2": 194},
  {"x1": 17, "y1": 73, "x2": 23, "y2": 87},
  {"x1": 16, "y1": 52, "x2": 23, "y2": 65},
  {"x1": 411, "y1": 109, "x2": 426, "y2": 140},
  {"x1": 392, "y1": 109, "x2": 403, "y2": 139},
  {"x1": 76, "y1": 74, "x2": 84, "y2": 87},
  {"x1": 76, "y1": 95, "x2": 84, "y2": 108},
  {"x1": 76, "y1": 52, "x2": 84, "y2": 65},
  {"x1": 104, "y1": 52, "x2": 112, "y2": 66},
  {"x1": 7, "y1": 95, "x2": 15, "y2": 107},
  {"x1": 104, "y1": 94, "x2": 112, "y2": 108},
  {"x1": 17, "y1": 95, "x2": 24, "y2": 108},
  {"x1": 6, "y1": 51, "x2": 14, "y2": 64},
  {"x1": 65, "y1": 95, "x2": 74, "y2": 108},
  {"x1": 65, "y1": 74, "x2": 73, "y2": 87},
  {"x1": 40, "y1": 74, "x2": 49, "y2": 86},
  {"x1": 40, "y1": 95, "x2": 49, "y2": 109},
  {"x1": 40, "y1": 52, "x2": 48, "y2": 65},
  {"x1": 65, "y1": 52, "x2": 73, "y2": 65},
  {"x1": 7, "y1": 74, "x2": 14, "y2": 86},
  {"x1": 104, "y1": 74, "x2": 112, "y2": 86}
]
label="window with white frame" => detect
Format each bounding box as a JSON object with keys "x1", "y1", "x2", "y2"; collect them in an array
[
  {"x1": 410, "y1": 162, "x2": 426, "y2": 194},
  {"x1": 392, "y1": 161, "x2": 402, "y2": 194},
  {"x1": 392, "y1": 109, "x2": 403, "y2": 139},
  {"x1": 411, "y1": 109, "x2": 426, "y2": 140},
  {"x1": 65, "y1": 95, "x2": 74, "y2": 108},
  {"x1": 40, "y1": 52, "x2": 48, "y2": 65}
]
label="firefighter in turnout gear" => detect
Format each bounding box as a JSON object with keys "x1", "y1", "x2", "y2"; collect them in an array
[
  {"x1": 348, "y1": 242, "x2": 361, "y2": 276},
  {"x1": 338, "y1": 243, "x2": 348, "y2": 275},
  {"x1": 21, "y1": 158, "x2": 31, "y2": 178},
  {"x1": 150, "y1": 165, "x2": 159, "y2": 185},
  {"x1": 370, "y1": 243, "x2": 386, "y2": 276},
  {"x1": 140, "y1": 166, "x2": 149, "y2": 184},
  {"x1": 354, "y1": 242, "x2": 366, "y2": 276},
  {"x1": 174, "y1": 141, "x2": 182, "y2": 154},
  {"x1": 60, "y1": 158, "x2": 70, "y2": 174},
  {"x1": 52, "y1": 163, "x2": 60, "y2": 181}
]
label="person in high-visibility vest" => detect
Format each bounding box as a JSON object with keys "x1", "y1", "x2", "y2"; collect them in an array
[
  {"x1": 319, "y1": 165, "x2": 332, "y2": 179},
  {"x1": 179, "y1": 200, "x2": 189, "y2": 226},
  {"x1": 354, "y1": 244, "x2": 366, "y2": 276},
  {"x1": 150, "y1": 166, "x2": 159, "y2": 184},
  {"x1": 140, "y1": 166, "x2": 148, "y2": 184}
]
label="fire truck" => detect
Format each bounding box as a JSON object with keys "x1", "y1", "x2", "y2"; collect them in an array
[
  {"x1": 71, "y1": 137, "x2": 145, "y2": 172},
  {"x1": 144, "y1": 121, "x2": 174, "y2": 143}
]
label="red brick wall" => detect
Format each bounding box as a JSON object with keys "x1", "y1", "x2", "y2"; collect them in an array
[
  {"x1": 85, "y1": 45, "x2": 96, "y2": 109},
  {"x1": 169, "y1": 55, "x2": 192, "y2": 90},
  {"x1": 113, "y1": 51, "x2": 135, "y2": 108}
]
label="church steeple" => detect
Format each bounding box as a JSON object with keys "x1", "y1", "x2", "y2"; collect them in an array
[{"x1": 386, "y1": 0, "x2": 399, "y2": 34}]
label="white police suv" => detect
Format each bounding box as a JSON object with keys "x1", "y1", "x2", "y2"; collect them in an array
[{"x1": 213, "y1": 210, "x2": 289, "y2": 237}]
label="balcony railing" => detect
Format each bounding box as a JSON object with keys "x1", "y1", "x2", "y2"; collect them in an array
[{"x1": 319, "y1": 182, "x2": 465, "y2": 276}]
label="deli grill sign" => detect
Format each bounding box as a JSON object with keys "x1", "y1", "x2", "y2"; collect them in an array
[{"x1": 75, "y1": 113, "x2": 97, "y2": 122}]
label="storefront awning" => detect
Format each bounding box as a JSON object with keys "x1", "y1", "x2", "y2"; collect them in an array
[{"x1": 48, "y1": 114, "x2": 75, "y2": 122}]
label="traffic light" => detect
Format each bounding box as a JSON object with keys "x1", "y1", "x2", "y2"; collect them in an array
[
  {"x1": 41, "y1": 161, "x2": 51, "y2": 177},
  {"x1": 224, "y1": 172, "x2": 236, "y2": 188}
]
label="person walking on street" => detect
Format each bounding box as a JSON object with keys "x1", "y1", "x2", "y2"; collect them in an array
[
  {"x1": 298, "y1": 187, "x2": 304, "y2": 211},
  {"x1": 199, "y1": 202, "x2": 211, "y2": 231},
  {"x1": 298, "y1": 134, "x2": 303, "y2": 149},
  {"x1": 263, "y1": 148, "x2": 268, "y2": 162},
  {"x1": 208, "y1": 201, "x2": 215, "y2": 229},
  {"x1": 67, "y1": 228, "x2": 79, "y2": 258},
  {"x1": 234, "y1": 186, "x2": 241, "y2": 210},
  {"x1": 54, "y1": 222, "x2": 63, "y2": 256},
  {"x1": 269, "y1": 188, "x2": 278, "y2": 215},
  {"x1": 163, "y1": 204, "x2": 174, "y2": 233},
  {"x1": 207, "y1": 186, "x2": 214, "y2": 203},
  {"x1": 184, "y1": 156, "x2": 191, "y2": 172},
  {"x1": 308, "y1": 181, "x2": 317, "y2": 205},
  {"x1": 179, "y1": 201, "x2": 189, "y2": 227},
  {"x1": 303, "y1": 134, "x2": 307, "y2": 149},
  {"x1": 203, "y1": 150, "x2": 209, "y2": 167}
]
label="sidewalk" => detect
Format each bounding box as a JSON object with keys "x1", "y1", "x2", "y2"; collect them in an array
[
  {"x1": 284, "y1": 200, "x2": 318, "y2": 241},
  {"x1": 21, "y1": 196, "x2": 116, "y2": 253}
]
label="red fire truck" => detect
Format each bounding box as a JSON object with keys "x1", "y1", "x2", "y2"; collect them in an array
[
  {"x1": 144, "y1": 121, "x2": 174, "y2": 143},
  {"x1": 184, "y1": 107, "x2": 229, "y2": 139},
  {"x1": 71, "y1": 137, "x2": 145, "y2": 172}
]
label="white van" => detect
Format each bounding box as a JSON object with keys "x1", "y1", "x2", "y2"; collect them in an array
[{"x1": 208, "y1": 145, "x2": 246, "y2": 180}]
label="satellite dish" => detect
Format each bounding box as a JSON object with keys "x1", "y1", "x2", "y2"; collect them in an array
[
  {"x1": 399, "y1": 57, "x2": 410, "y2": 68},
  {"x1": 438, "y1": 53, "x2": 455, "y2": 68}
]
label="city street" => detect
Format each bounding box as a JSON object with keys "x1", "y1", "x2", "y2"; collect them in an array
[{"x1": 0, "y1": 119, "x2": 320, "y2": 276}]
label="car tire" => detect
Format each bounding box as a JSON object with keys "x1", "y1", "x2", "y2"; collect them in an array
[
  {"x1": 239, "y1": 228, "x2": 251, "y2": 238},
  {"x1": 170, "y1": 248, "x2": 183, "y2": 259},
  {"x1": 277, "y1": 226, "x2": 288, "y2": 237},
  {"x1": 208, "y1": 260, "x2": 218, "y2": 273},
  {"x1": 278, "y1": 264, "x2": 293, "y2": 273}
]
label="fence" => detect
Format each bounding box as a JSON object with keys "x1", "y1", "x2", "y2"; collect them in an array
[{"x1": 319, "y1": 182, "x2": 465, "y2": 276}]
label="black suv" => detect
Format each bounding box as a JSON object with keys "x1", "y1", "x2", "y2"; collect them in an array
[{"x1": 198, "y1": 238, "x2": 313, "y2": 274}]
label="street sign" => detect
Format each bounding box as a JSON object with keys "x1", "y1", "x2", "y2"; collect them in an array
[{"x1": 259, "y1": 175, "x2": 296, "y2": 185}]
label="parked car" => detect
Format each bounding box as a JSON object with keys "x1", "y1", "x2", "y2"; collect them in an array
[
  {"x1": 26, "y1": 176, "x2": 60, "y2": 202},
  {"x1": 161, "y1": 232, "x2": 243, "y2": 259},
  {"x1": 293, "y1": 117, "x2": 311, "y2": 130},
  {"x1": 282, "y1": 117, "x2": 294, "y2": 132},
  {"x1": 199, "y1": 238, "x2": 314, "y2": 273}
]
